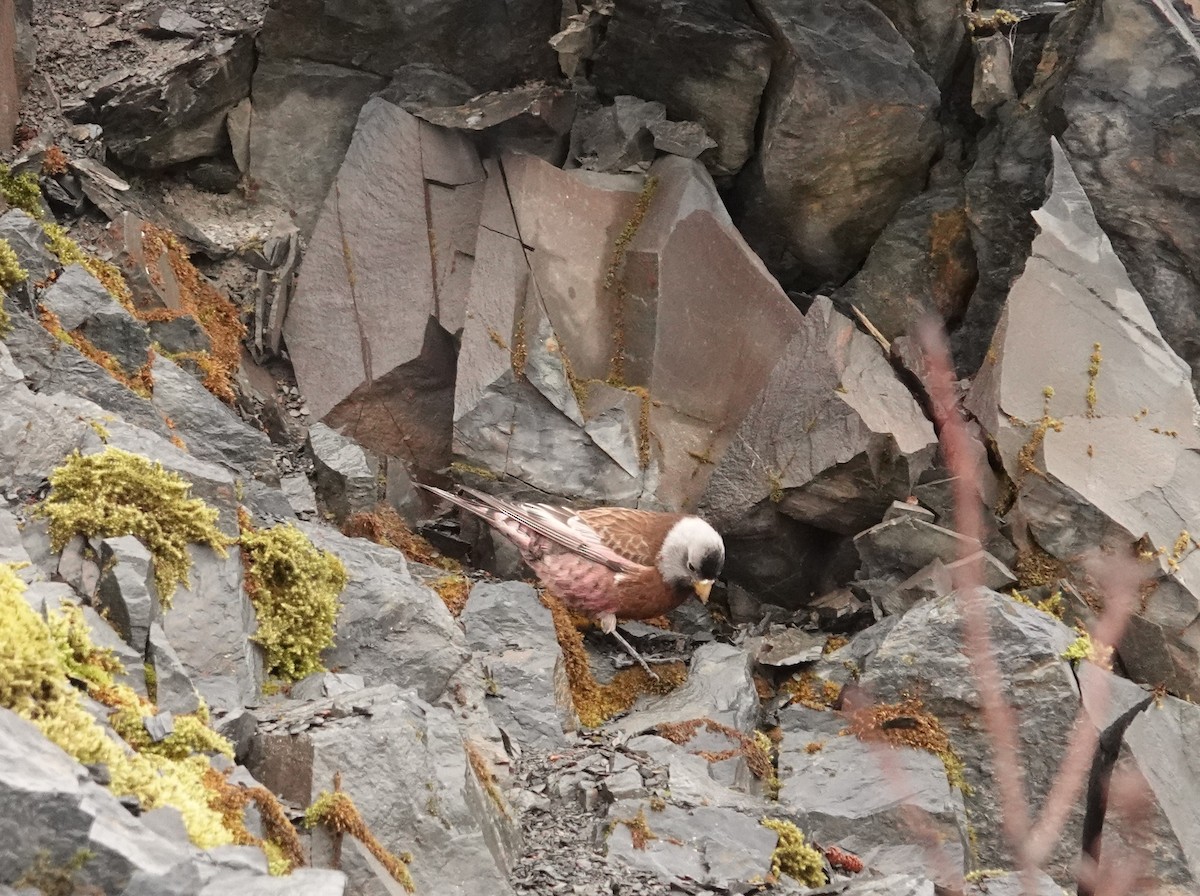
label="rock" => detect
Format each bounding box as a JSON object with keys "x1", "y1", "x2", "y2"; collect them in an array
[
  {"x1": 70, "y1": 34, "x2": 254, "y2": 169},
  {"x1": 972, "y1": 34, "x2": 1018, "y2": 115},
  {"x1": 1, "y1": 309, "x2": 176, "y2": 443},
  {"x1": 855, "y1": 515, "x2": 981, "y2": 580},
  {"x1": 869, "y1": 0, "x2": 967, "y2": 87},
  {"x1": 612, "y1": 643, "x2": 758, "y2": 738},
  {"x1": 258, "y1": 0, "x2": 558, "y2": 93},
  {"x1": 146, "y1": 314, "x2": 211, "y2": 355},
  {"x1": 159, "y1": 545, "x2": 261, "y2": 713},
  {"x1": 288, "y1": 672, "x2": 365, "y2": 701},
  {"x1": 461, "y1": 581, "x2": 572, "y2": 750},
  {"x1": 0, "y1": 210, "x2": 57, "y2": 283},
  {"x1": 283, "y1": 98, "x2": 477, "y2": 467},
  {"x1": 455, "y1": 152, "x2": 802, "y2": 511},
  {"x1": 279, "y1": 474, "x2": 317, "y2": 519},
  {"x1": 247, "y1": 60, "x2": 386, "y2": 235},
  {"x1": 647, "y1": 118, "x2": 716, "y2": 160},
  {"x1": 570, "y1": 95, "x2": 665, "y2": 174},
  {"x1": 380, "y1": 64, "x2": 476, "y2": 108},
  {"x1": 299, "y1": 523, "x2": 469, "y2": 702},
  {"x1": 197, "y1": 867, "x2": 346, "y2": 895},
  {"x1": 1077, "y1": 663, "x2": 1200, "y2": 889},
  {"x1": 148, "y1": 356, "x2": 276, "y2": 482},
  {"x1": 1060, "y1": 0, "x2": 1200, "y2": 391},
  {"x1": 776, "y1": 706, "x2": 968, "y2": 887},
  {"x1": 755, "y1": 628, "x2": 826, "y2": 668},
  {"x1": 146, "y1": 622, "x2": 202, "y2": 716},
  {"x1": 700, "y1": 297, "x2": 937, "y2": 596},
  {"x1": 604, "y1": 797, "x2": 776, "y2": 889},
  {"x1": 306, "y1": 423, "x2": 379, "y2": 522},
  {"x1": 247, "y1": 686, "x2": 516, "y2": 896},
  {"x1": 856, "y1": 591, "x2": 1081, "y2": 878},
  {"x1": 966, "y1": 140, "x2": 1200, "y2": 696},
  {"x1": 0, "y1": 507, "x2": 29, "y2": 572},
  {"x1": 76, "y1": 602, "x2": 148, "y2": 696},
  {"x1": 407, "y1": 83, "x2": 575, "y2": 163},
  {"x1": 95, "y1": 535, "x2": 158, "y2": 655},
  {"x1": 590, "y1": 0, "x2": 772, "y2": 176},
  {"x1": 833, "y1": 165, "x2": 977, "y2": 340},
  {"x1": 0, "y1": 708, "x2": 200, "y2": 894},
  {"x1": 735, "y1": 0, "x2": 941, "y2": 289},
  {"x1": 137, "y1": 7, "x2": 207, "y2": 39}
]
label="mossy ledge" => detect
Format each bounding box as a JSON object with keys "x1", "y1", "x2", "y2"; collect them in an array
[
  {"x1": 305, "y1": 789, "x2": 415, "y2": 892},
  {"x1": 37, "y1": 447, "x2": 230, "y2": 607}
]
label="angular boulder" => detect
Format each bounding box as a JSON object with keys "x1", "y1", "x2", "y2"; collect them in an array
[
  {"x1": 590, "y1": 0, "x2": 773, "y2": 176},
  {"x1": 735, "y1": 0, "x2": 942, "y2": 289},
  {"x1": 1060, "y1": 0, "x2": 1200, "y2": 391},
  {"x1": 282, "y1": 98, "x2": 480, "y2": 469},
  {"x1": 38, "y1": 264, "x2": 151, "y2": 374},
  {"x1": 967, "y1": 140, "x2": 1200, "y2": 696}
]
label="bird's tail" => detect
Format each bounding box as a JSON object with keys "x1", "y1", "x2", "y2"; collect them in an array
[{"x1": 416, "y1": 483, "x2": 536, "y2": 553}]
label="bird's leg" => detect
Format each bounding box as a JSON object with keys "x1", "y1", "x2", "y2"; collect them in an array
[{"x1": 599, "y1": 612, "x2": 659, "y2": 680}]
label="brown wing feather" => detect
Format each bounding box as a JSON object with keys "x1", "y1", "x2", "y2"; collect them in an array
[{"x1": 576, "y1": 508, "x2": 683, "y2": 567}]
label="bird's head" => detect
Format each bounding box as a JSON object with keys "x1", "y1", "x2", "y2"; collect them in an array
[{"x1": 658, "y1": 516, "x2": 725, "y2": 603}]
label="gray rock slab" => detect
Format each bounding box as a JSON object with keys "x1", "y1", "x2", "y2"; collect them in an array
[
  {"x1": 590, "y1": 0, "x2": 771, "y2": 175},
  {"x1": 39, "y1": 264, "x2": 152, "y2": 374},
  {"x1": 604, "y1": 798, "x2": 776, "y2": 889},
  {"x1": 736, "y1": 0, "x2": 941, "y2": 288},
  {"x1": 197, "y1": 868, "x2": 346, "y2": 896},
  {"x1": 855, "y1": 515, "x2": 981, "y2": 580},
  {"x1": 857, "y1": 590, "x2": 1081, "y2": 879},
  {"x1": 299, "y1": 523, "x2": 469, "y2": 702},
  {"x1": 306, "y1": 422, "x2": 378, "y2": 521},
  {"x1": 96, "y1": 535, "x2": 158, "y2": 655},
  {"x1": 283, "y1": 97, "x2": 472, "y2": 469},
  {"x1": 966, "y1": 138, "x2": 1200, "y2": 697},
  {"x1": 0, "y1": 507, "x2": 30, "y2": 571},
  {"x1": 612, "y1": 643, "x2": 759, "y2": 738},
  {"x1": 159, "y1": 545, "x2": 261, "y2": 713},
  {"x1": 1061, "y1": 0, "x2": 1200, "y2": 393},
  {"x1": 701, "y1": 297, "x2": 937, "y2": 593},
  {"x1": 248, "y1": 59, "x2": 385, "y2": 236},
  {"x1": 0, "y1": 708, "x2": 199, "y2": 894},
  {"x1": 149, "y1": 355, "x2": 276, "y2": 481},
  {"x1": 288, "y1": 672, "x2": 365, "y2": 702},
  {"x1": 0, "y1": 209, "x2": 57, "y2": 282},
  {"x1": 776, "y1": 706, "x2": 967, "y2": 887},
  {"x1": 258, "y1": 0, "x2": 558, "y2": 92},
  {"x1": 461, "y1": 581, "x2": 572, "y2": 751},
  {"x1": 247, "y1": 686, "x2": 516, "y2": 896},
  {"x1": 73, "y1": 34, "x2": 254, "y2": 169},
  {"x1": 147, "y1": 622, "x2": 202, "y2": 715}
]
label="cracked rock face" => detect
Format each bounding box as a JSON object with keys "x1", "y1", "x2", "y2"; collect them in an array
[{"x1": 968, "y1": 139, "x2": 1200, "y2": 697}]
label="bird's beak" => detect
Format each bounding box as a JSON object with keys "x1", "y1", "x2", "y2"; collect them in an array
[{"x1": 694, "y1": 580, "x2": 713, "y2": 603}]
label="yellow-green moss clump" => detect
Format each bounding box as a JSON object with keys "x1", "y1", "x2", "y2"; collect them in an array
[
  {"x1": 305, "y1": 790, "x2": 414, "y2": 892},
  {"x1": 240, "y1": 520, "x2": 346, "y2": 682},
  {"x1": 0, "y1": 237, "x2": 27, "y2": 293},
  {"x1": 760, "y1": 818, "x2": 826, "y2": 887},
  {"x1": 43, "y1": 223, "x2": 136, "y2": 312},
  {"x1": 0, "y1": 564, "x2": 237, "y2": 850},
  {"x1": 0, "y1": 164, "x2": 44, "y2": 218},
  {"x1": 37, "y1": 447, "x2": 229, "y2": 607}
]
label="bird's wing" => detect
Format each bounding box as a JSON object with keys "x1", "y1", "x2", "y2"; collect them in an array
[
  {"x1": 456, "y1": 487, "x2": 649, "y2": 574},
  {"x1": 575, "y1": 507, "x2": 683, "y2": 567}
]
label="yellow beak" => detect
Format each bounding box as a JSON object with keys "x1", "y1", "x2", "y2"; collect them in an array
[{"x1": 694, "y1": 580, "x2": 713, "y2": 603}]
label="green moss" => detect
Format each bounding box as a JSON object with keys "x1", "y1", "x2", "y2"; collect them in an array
[
  {"x1": 760, "y1": 818, "x2": 825, "y2": 887},
  {"x1": 305, "y1": 790, "x2": 414, "y2": 892},
  {"x1": 0, "y1": 237, "x2": 27, "y2": 296},
  {"x1": 240, "y1": 522, "x2": 346, "y2": 682},
  {"x1": 42, "y1": 223, "x2": 135, "y2": 312},
  {"x1": 143, "y1": 662, "x2": 158, "y2": 703},
  {"x1": 0, "y1": 563, "x2": 236, "y2": 850},
  {"x1": 0, "y1": 165, "x2": 44, "y2": 218},
  {"x1": 37, "y1": 447, "x2": 229, "y2": 607},
  {"x1": 1062, "y1": 632, "x2": 1109, "y2": 666}
]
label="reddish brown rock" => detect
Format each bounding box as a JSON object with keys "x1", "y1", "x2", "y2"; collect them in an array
[{"x1": 0, "y1": 0, "x2": 17, "y2": 152}]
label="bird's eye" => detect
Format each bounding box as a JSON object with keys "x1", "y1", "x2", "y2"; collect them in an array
[{"x1": 687, "y1": 561, "x2": 696, "y2": 573}]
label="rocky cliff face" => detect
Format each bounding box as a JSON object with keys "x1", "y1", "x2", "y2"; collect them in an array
[{"x1": 2, "y1": 0, "x2": 1200, "y2": 893}]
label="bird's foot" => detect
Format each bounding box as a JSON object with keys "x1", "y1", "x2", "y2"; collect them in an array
[{"x1": 609, "y1": 628, "x2": 660, "y2": 681}]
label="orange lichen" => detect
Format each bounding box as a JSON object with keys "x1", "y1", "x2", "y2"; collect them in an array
[
  {"x1": 42, "y1": 146, "x2": 69, "y2": 176},
  {"x1": 845, "y1": 696, "x2": 969, "y2": 792},
  {"x1": 341, "y1": 504, "x2": 459, "y2": 570},
  {"x1": 139, "y1": 224, "x2": 245, "y2": 404},
  {"x1": 539, "y1": 589, "x2": 685, "y2": 727}
]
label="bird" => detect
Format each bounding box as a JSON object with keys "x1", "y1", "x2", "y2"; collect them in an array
[{"x1": 418, "y1": 484, "x2": 725, "y2": 677}]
